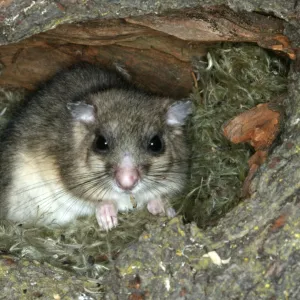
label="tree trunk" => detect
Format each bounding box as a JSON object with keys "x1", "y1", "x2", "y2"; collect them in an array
[{"x1": 1, "y1": 1, "x2": 300, "y2": 299}]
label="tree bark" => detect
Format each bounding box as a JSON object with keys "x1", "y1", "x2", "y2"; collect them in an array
[{"x1": 0, "y1": 5, "x2": 296, "y2": 98}]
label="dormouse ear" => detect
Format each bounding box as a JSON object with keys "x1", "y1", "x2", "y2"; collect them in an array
[
  {"x1": 67, "y1": 102, "x2": 95, "y2": 123},
  {"x1": 114, "y1": 63, "x2": 131, "y2": 81},
  {"x1": 166, "y1": 100, "x2": 193, "y2": 126}
]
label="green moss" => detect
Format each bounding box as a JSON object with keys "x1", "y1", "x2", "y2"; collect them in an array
[
  {"x1": 0, "y1": 257, "x2": 90, "y2": 298},
  {"x1": 0, "y1": 210, "x2": 158, "y2": 278},
  {"x1": 119, "y1": 260, "x2": 143, "y2": 276},
  {"x1": 174, "y1": 43, "x2": 288, "y2": 227}
]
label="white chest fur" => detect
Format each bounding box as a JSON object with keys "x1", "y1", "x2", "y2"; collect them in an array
[
  {"x1": 5, "y1": 152, "x2": 149, "y2": 226},
  {"x1": 6, "y1": 152, "x2": 94, "y2": 225}
]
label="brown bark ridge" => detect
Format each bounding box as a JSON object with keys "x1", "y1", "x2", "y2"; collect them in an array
[
  {"x1": 223, "y1": 102, "x2": 283, "y2": 197},
  {"x1": 1, "y1": 0, "x2": 300, "y2": 46},
  {"x1": 0, "y1": 6, "x2": 296, "y2": 98},
  {"x1": 223, "y1": 103, "x2": 281, "y2": 150}
]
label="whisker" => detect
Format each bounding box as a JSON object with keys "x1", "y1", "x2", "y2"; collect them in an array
[{"x1": 10, "y1": 171, "x2": 112, "y2": 219}]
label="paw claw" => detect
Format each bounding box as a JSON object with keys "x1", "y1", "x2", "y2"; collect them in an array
[
  {"x1": 96, "y1": 201, "x2": 118, "y2": 231},
  {"x1": 147, "y1": 199, "x2": 176, "y2": 218},
  {"x1": 147, "y1": 198, "x2": 165, "y2": 216},
  {"x1": 166, "y1": 207, "x2": 176, "y2": 218}
]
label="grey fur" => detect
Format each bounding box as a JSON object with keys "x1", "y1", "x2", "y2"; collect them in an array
[{"x1": 0, "y1": 63, "x2": 191, "y2": 226}]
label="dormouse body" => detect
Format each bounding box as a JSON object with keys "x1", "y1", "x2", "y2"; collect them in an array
[{"x1": 0, "y1": 63, "x2": 191, "y2": 230}]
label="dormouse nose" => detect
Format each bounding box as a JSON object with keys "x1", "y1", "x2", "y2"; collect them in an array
[{"x1": 115, "y1": 168, "x2": 139, "y2": 191}]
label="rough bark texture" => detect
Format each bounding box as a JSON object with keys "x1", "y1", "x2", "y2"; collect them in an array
[
  {"x1": 1, "y1": 0, "x2": 300, "y2": 46},
  {"x1": 0, "y1": 5, "x2": 295, "y2": 98},
  {"x1": 0, "y1": 256, "x2": 91, "y2": 299},
  {"x1": 223, "y1": 103, "x2": 282, "y2": 198},
  {"x1": 1, "y1": 0, "x2": 300, "y2": 299},
  {"x1": 223, "y1": 103, "x2": 281, "y2": 150}
]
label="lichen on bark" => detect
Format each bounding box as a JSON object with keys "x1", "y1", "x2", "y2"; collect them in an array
[{"x1": 1, "y1": 0, "x2": 300, "y2": 299}]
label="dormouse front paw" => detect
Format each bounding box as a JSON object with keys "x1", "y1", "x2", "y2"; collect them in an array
[
  {"x1": 147, "y1": 198, "x2": 165, "y2": 215},
  {"x1": 147, "y1": 198, "x2": 176, "y2": 217},
  {"x1": 96, "y1": 201, "x2": 118, "y2": 231},
  {"x1": 166, "y1": 207, "x2": 176, "y2": 218}
]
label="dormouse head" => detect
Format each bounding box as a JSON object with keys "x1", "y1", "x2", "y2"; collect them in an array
[{"x1": 65, "y1": 88, "x2": 192, "y2": 203}]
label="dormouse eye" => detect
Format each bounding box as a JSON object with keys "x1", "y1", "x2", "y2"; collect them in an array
[
  {"x1": 147, "y1": 135, "x2": 164, "y2": 154},
  {"x1": 94, "y1": 135, "x2": 109, "y2": 153}
]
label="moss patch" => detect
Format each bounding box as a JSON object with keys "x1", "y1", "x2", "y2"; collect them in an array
[
  {"x1": 174, "y1": 43, "x2": 288, "y2": 227},
  {"x1": 0, "y1": 210, "x2": 159, "y2": 278}
]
